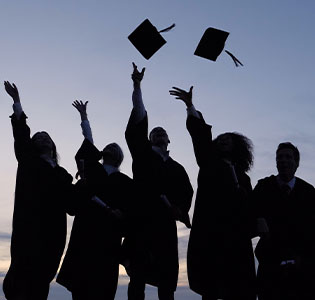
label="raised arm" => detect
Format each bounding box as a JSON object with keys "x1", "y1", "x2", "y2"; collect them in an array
[
  {"x1": 131, "y1": 62, "x2": 146, "y2": 123},
  {"x1": 4, "y1": 81, "x2": 23, "y2": 119},
  {"x1": 169, "y1": 86, "x2": 199, "y2": 118},
  {"x1": 4, "y1": 81, "x2": 20, "y2": 103},
  {"x1": 125, "y1": 63, "x2": 151, "y2": 159},
  {"x1": 4, "y1": 81, "x2": 32, "y2": 161},
  {"x1": 72, "y1": 100, "x2": 93, "y2": 144},
  {"x1": 169, "y1": 86, "x2": 212, "y2": 167}
]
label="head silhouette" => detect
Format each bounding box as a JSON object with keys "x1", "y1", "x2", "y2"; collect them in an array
[
  {"x1": 31, "y1": 131, "x2": 58, "y2": 163},
  {"x1": 149, "y1": 127, "x2": 170, "y2": 148},
  {"x1": 102, "y1": 143, "x2": 124, "y2": 168},
  {"x1": 276, "y1": 142, "x2": 299, "y2": 182},
  {"x1": 213, "y1": 132, "x2": 253, "y2": 172}
]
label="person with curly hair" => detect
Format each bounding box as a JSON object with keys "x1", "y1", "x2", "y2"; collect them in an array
[{"x1": 170, "y1": 86, "x2": 256, "y2": 300}]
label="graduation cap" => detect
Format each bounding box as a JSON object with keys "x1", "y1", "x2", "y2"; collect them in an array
[
  {"x1": 194, "y1": 27, "x2": 243, "y2": 67},
  {"x1": 128, "y1": 19, "x2": 175, "y2": 60}
]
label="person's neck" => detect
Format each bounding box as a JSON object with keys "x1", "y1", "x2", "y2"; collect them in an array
[
  {"x1": 278, "y1": 174, "x2": 294, "y2": 183},
  {"x1": 102, "y1": 163, "x2": 119, "y2": 175}
]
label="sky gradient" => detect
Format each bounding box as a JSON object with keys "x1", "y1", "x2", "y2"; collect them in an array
[{"x1": 1, "y1": 1, "x2": 315, "y2": 299}]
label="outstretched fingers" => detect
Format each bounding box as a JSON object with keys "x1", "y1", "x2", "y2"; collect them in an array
[
  {"x1": 170, "y1": 86, "x2": 185, "y2": 93},
  {"x1": 132, "y1": 62, "x2": 145, "y2": 83},
  {"x1": 72, "y1": 100, "x2": 88, "y2": 113},
  {"x1": 72, "y1": 100, "x2": 80, "y2": 109},
  {"x1": 171, "y1": 86, "x2": 193, "y2": 95},
  {"x1": 132, "y1": 62, "x2": 138, "y2": 72},
  {"x1": 132, "y1": 62, "x2": 145, "y2": 74},
  {"x1": 4, "y1": 81, "x2": 11, "y2": 91},
  {"x1": 4, "y1": 81, "x2": 20, "y2": 101},
  {"x1": 169, "y1": 86, "x2": 193, "y2": 106}
]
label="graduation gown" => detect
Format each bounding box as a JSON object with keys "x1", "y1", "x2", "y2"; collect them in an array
[
  {"x1": 3, "y1": 113, "x2": 74, "y2": 299},
  {"x1": 124, "y1": 109, "x2": 193, "y2": 291},
  {"x1": 186, "y1": 113, "x2": 256, "y2": 299},
  {"x1": 57, "y1": 139, "x2": 134, "y2": 298},
  {"x1": 253, "y1": 175, "x2": 315, "y2": 298}
]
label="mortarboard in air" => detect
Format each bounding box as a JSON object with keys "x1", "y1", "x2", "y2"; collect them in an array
[
  {"x1": 128, "y1": 19, "x2": 175, "y2": 60},
  {"x1": 194, "y1": 27, "x2": 243, "y2": 67}
]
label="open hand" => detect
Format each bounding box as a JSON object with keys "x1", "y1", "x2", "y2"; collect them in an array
[
  {"x1": 132, "y1": 62, "x2": 145, "y2": 87},
  {"x1": 4, "y1": 81, "x2": 20, "y2": 103},
  {"x1": 169, "y1": 86, "x2": 193, "y2": 107},
  {"x1": 72, "y1": 100, "x2": 88, "y2": 117}
]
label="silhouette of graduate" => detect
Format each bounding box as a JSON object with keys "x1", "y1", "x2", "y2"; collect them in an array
[
  {"x1": 253, "y1": 142, "x2": 315, "y2": 300},
  {"x1": 170, "y1": 86, "x2": 256, "y2": 300},
  {"x1": 3, "y1": 81, "x2": 76, "y2": 300},
  {"x1": 57, "y1": 100, "x2": 135, "y2": 300},
  {"x1": 124, "y1": 64, "x2": 193, "y2": 300}
]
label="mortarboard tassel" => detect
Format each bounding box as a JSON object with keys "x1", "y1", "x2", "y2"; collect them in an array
[
  {"x1": 225, "y1": 50, "x2": 243, "y2": 67},
  {"x1": 159, "y1": 23, "x2": 176, "y2": 33}
]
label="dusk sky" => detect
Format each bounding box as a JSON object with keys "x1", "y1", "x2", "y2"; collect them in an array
[{"x1": 1, "y1": 1, "x2": 315, "y2": 299}]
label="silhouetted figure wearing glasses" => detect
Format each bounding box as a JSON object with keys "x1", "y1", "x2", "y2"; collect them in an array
[
  {"x1": 124, "y1": 64, "x2": 193, "y2": 300},
  {"x1": 253, "y1": 142, "x2": 315, "y2": 300},
  {"x1": 57, "y1": 100, "x2": 134, "y2": 300},
  {"x1": 3, "y1": 82, "x2": 75, "y2": 300},
  {"x1": 170, "y1": 86, "x2": 256, "y2": 300}
]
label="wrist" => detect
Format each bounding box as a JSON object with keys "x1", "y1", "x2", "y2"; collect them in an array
[
  {"x1": 133, "y1": 82, "x2": 141, "y2": 89},
  {"x1": 186, "y1": 102, "x2": 193, "y2": 108},
  {"x1": 80, "y1": 113, "x2": 88, "y2": 121}
]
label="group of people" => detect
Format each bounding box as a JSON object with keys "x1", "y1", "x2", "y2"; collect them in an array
[{"x1": 2, "y1": 63, "x2": 315, "y2": 300}]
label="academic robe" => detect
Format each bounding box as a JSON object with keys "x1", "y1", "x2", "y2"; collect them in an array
[
  {"x1": 3, "y1": 113, "x2": 74, "y2": 300},
  {"x1": 186, "y1": 113, "x2": 256, "y2": 300},
  {"x1": 253, "y1": 175, "x2": 315, "y2": 299},
  {"x1": 57, "y1": 139, "x2": 134, "y2": 299},
  {"x1": 124, "y1": 109, "x2": 193, "y2": 291}
]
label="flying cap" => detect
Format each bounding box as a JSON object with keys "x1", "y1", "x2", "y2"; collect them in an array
[
  {"x1": 128, "y1": 19, "x2": 175, "y2": 60},
  {"x1": 194, "y1": 27, "x2": 243, "y2": 67}
]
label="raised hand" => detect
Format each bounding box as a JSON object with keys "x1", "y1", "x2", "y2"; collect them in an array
[
  {"x1": 72, "y1": 100, "x2": 88, "y2": 120},
  {"x1": 169, "y1": 86, "x2": 193, "y2": 108},
  {"x1": 4, "y1": 81, "x2": 20, "y2": 103},
  {"x1": 132, "y1": 62, "x2": 145, "y2": 88}
]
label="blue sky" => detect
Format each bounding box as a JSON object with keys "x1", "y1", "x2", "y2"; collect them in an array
[{"x1": 1, "y1": 0, "x2": 315, "y2": 299}]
